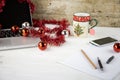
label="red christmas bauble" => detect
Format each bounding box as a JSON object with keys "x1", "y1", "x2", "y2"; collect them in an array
[
  {"x1": 113, "y1": 43, "x2": 120, "y2": 52},
  {"x1": 21, "y1": 28, "x2": 29, "y2": 37},
  {"x1": 11, "y1": 25, "x2": 19, "y2": 33},
  {"x1": 38, "y1": 28, "x2": 45, "y2": 37},
  {"x1": 38, "y1": 41, "x2": 47, "y2": 50}
]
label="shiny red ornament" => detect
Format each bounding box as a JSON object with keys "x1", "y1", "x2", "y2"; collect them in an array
[
  {"x1": 11, "y1": 25, "x2": 19, "y2": 33},
  {"x1": 21, "y1": 28, "x2": 29, "y2": 37},
  {"x1": 38, "y1": 28, "x2": 44, "y2": 34},
  {"x1": 113, "y1": 43, "x2": 120, "y2": 52},
  {"x1": 38, "y1": 41, "x2": 47, "y2": 50}
]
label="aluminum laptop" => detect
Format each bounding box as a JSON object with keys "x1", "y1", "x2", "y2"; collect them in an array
[{"x1": 0, "y1": 0, "x2": 39, "y2": 51}]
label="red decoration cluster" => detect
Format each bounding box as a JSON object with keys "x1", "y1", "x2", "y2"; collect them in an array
[{"x1": 31, "y1": 19, "x2": 70, "y2": 46}]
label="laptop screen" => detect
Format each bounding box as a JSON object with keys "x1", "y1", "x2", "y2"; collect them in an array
[{"x1": 0, "y1": 0, "x2": 32, "y2": 29}]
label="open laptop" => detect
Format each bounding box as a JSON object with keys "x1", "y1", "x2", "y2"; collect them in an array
[{"x1": 0, "y1": 0, "x2": 39, "y2": 51}]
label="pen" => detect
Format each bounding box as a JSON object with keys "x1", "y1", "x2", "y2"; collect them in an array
[
  {"x1": 97, "y1": 57, "x2": 103, "y2": 71},
  {"x1": 106, "y1": 56, "x2": 115, "y2": 64}
]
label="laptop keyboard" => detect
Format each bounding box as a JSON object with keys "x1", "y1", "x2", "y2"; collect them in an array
[{"x1": 0, "y1": 30, "x2": 22, "y2": 38}]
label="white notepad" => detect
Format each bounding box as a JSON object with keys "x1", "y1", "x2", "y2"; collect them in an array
[{"x1": 59, "y1": 44, "x2": 120, "y2": 80}]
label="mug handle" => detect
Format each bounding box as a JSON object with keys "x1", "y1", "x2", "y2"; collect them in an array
[{"x1": 89, "y1": 19, "x2": 98, "y2": 29}]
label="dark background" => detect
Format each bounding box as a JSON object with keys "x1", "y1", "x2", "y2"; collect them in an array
[{"x1": 0, "y1": 0, "x2": 32, "y2": 29}]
